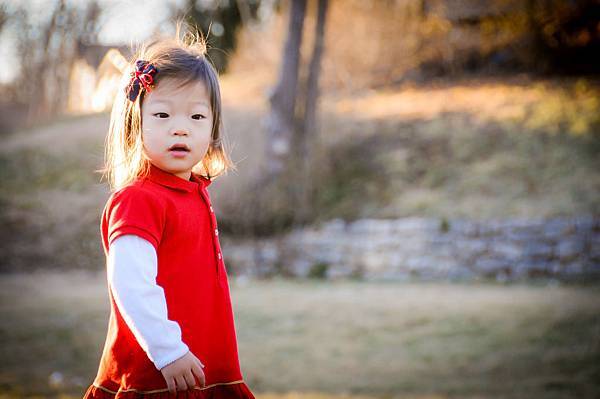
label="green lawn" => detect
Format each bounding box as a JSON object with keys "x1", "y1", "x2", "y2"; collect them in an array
[{"x1": 1, "y1": 271, "x2": 599, "y2": 399}]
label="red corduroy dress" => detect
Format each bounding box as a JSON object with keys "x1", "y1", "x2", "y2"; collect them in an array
[{"x1": 83, "y1": 163, "x2": 255, "y2": 399}]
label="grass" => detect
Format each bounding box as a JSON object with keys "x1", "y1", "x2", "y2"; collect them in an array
[
  {"x1": 0, "y1": 272, "x2": 599, "y2": 398},
  {"x1": 311, "y1": 77, "x2": 600, "y2": 221},
  {"x1": 0, "y1": 114, "x2": 108, "y2": 273}
]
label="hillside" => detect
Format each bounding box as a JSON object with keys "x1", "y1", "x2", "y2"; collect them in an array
[{"x1": 0, "y1": 76, "x2": 599, "y2": 272}]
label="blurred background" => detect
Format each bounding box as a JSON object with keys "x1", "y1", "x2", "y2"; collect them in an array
[{"x1": 0, "y1": 0, "x2": 599, "y2": 398}]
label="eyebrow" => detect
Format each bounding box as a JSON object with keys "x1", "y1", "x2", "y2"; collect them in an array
[{"x1": 149, "y1": 99, "x2": 209, "y2": 106}]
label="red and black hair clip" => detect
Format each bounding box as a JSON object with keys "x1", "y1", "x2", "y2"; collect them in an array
[{"x1": 125, "y1": 60, "x2": 158, "y2": 102}]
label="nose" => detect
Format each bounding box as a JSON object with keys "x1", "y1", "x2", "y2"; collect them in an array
[
  {"x1": 169, "y1": 115, "x2": 192, "y2": 136},
  {"x1": 172, "y1": 128, "x2": 189, "y2": 136}
]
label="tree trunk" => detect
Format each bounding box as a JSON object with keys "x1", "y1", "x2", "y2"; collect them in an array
[
  {"x1": 264, "y1": 0, "x2": 307, "y2": 177},
  {"x1": 295, "y1": 0, "x2": 329, "y2": 224},
  {"x1": 26, "y1": 0, "x2": 64, "y2": 123}
]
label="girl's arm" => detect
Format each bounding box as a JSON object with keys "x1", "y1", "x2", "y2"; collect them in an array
[{"x1": 107, "y1": 234, "x2": 190, "y2": 370}]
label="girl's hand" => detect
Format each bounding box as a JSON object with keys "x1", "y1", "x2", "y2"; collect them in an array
[{"x1": 160, "y1": 351, "x2": 206, "y2": 393}]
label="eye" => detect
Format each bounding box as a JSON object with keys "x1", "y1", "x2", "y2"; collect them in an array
[
  {"x1": 153, "y1": 112, "x2": 169, "y2": 118},
  {"x1": 191, "y1": 114, "x2": 206, "y2": 120}
]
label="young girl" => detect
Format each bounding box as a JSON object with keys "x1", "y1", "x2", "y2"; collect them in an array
[{"x1": 82, "y1": 35, "x2": 255, "y2": 399}]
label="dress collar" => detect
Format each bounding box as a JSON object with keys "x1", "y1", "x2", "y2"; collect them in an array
[{"x1": 146, "y1": 163, "x2": 212, "y2": 192}]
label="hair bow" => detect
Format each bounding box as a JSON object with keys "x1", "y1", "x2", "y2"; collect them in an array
[{"x1": 125, "y1": 60, "x2": 158, "y2": 102}]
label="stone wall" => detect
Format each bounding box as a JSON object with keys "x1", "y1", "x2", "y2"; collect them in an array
[{"x1": 222, "y1": 216, "x2": 599, "y2": 282}]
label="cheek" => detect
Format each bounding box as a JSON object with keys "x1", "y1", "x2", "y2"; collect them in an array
[
  {"x1": 204, "y1": 119, "x2": 214, "y2": 140},
  {"x1": 141, "y1": 127, "x2": 161, "y2": 153},
  {"x1": 195, "y1": 123, "x2": 213, "y2": 142},
  {"x1": 141, "y1": 117, "x2": 161, "y2": 139},
  {"x1": 200, "y1": 131, "x2": 213, "y2": 149},
  {"x1": 194, "y1": 136, "x2": 211, "y2": 158},
  {"x1": 141, "y1": 115, "x2": 155, "y2": 133}
]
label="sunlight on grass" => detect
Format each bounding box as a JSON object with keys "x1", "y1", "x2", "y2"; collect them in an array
[
  {"x1": 525, "y1": 80, "x2": 599, "y2": 135},
  {"x1": 324, "y1": 78, "x2": 599, "y2": 137}
]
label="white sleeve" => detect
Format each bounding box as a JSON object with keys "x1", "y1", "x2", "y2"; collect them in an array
[{"x1": 107, "y1": 234, "x2": 190, "y2": 370}]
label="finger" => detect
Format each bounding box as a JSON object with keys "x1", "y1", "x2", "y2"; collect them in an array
[
  {"x1": 175, "y1": 375, "x2": 188, "y2": 391},
  {"x1": 191, "y1": 353, "x2": 204, "y2": 368},
  {"x1": 166, "y1": 377, "x2": 177, "y2": 394},
  {"x1": 184, "y1": 370, "x2": 196, "y2": 388},
  {"x1": 191, "y1": 363, "x2": 206, "y2": 387}
]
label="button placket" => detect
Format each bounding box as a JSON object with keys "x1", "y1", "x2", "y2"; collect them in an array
[{"x1": 199, "y1": 186, "x2": 224, "y2": 282}]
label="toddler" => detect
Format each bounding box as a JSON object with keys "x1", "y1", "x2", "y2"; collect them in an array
[{"x1": 82, "y1": 34, "x2": 255, "y2": 399}]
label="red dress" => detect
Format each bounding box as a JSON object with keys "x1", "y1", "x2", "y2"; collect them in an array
[{"x1": 83, "y1": 164, "x2": 255, "y2": 399}]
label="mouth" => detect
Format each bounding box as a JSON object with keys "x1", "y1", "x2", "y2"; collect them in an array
[{"x1": 168, "y1": 143, "x2": 191, "y2": 153}]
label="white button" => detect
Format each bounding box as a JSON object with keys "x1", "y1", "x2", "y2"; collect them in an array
[
  {"x1": 217, "y1": 253, "x2": 222, "y2": 259},
  {"x1": 209, "y1": 205, "x2": 214, "y2": 212},
  {"x1": 214, "y1": 228, "x2": 218, "y2": 236}
]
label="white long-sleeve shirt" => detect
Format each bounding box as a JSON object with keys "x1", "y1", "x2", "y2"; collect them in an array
[{"x1": 107, "y1": 234, "x2": 189, "y2": 370}]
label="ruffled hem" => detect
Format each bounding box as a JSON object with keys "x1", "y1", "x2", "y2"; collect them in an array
[{"x1": 82, "y1": 381, "x2": 255, "y2": 399}]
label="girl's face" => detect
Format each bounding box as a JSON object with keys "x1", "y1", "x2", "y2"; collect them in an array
[{"x1": 141, "y1": 78, "x2": 213, "y2": 180}]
